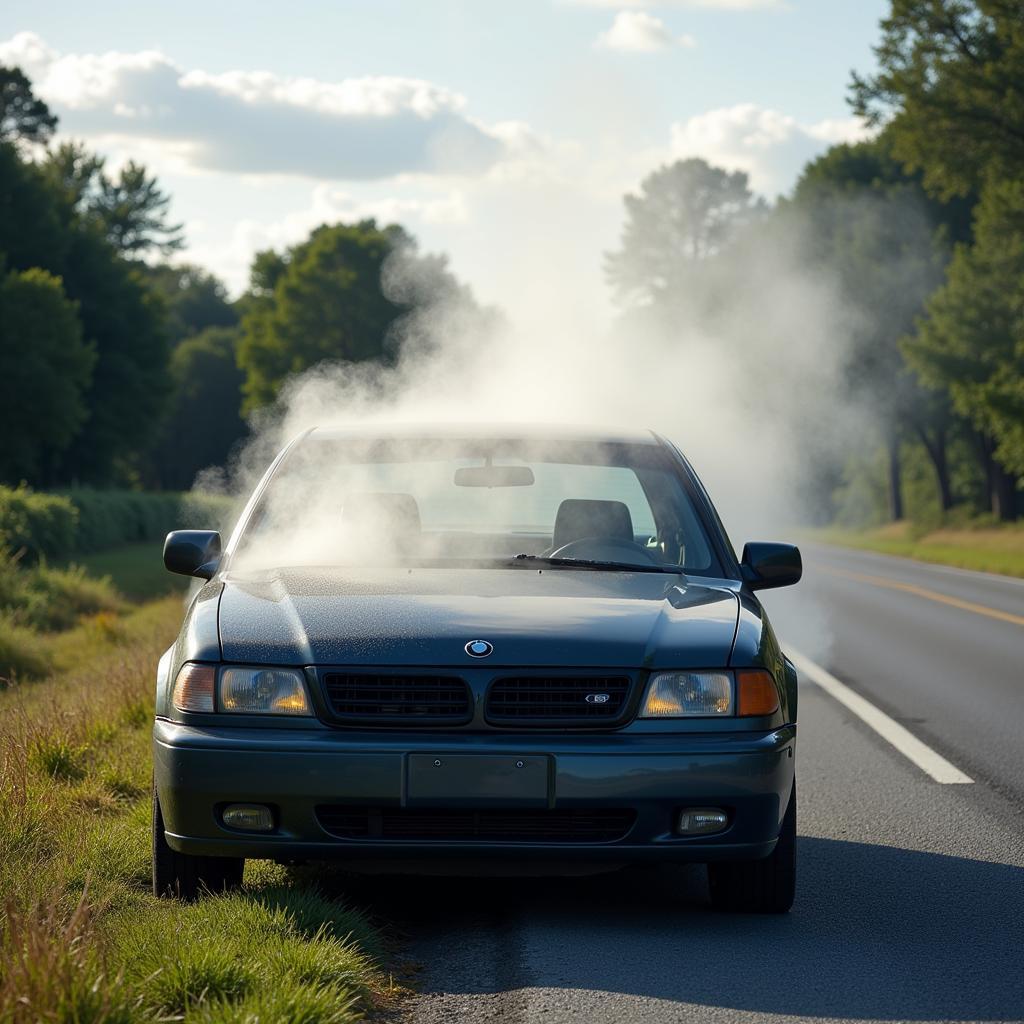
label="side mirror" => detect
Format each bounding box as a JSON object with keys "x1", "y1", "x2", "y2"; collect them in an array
[
  {"x1": 740, "y1": 542, "x2": 802, "y2": 591},
  {"x1": 164, "y1": 530, "x2": 222, "y2": 579}
]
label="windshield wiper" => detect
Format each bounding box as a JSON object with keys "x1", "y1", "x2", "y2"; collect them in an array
[{"x1": 509, "y1": 554, "x2": 686, "y2": 575}]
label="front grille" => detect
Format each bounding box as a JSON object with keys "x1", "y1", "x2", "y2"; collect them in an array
[
  {"x1": 485, "y1": 675, "x2": 632, "y2": 725},
  {"x1": 321, "y1": 673, "x2": 472, "y2": 724},
  {"x1": 316, "y1": 806, "x2": 636, "y2": 843}
]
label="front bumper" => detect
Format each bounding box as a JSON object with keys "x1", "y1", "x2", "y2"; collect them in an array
[{"x1": 153, "y1": 719, "x2": 795, "y2": 863}]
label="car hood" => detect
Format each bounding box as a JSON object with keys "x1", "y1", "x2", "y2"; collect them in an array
[{"x1": 216, "y1": 567, "x2": 740, "y2": 669}]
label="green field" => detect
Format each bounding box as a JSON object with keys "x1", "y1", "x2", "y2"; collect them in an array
[
  {"x1": 0, "y1": 548, "x2": 400, "y2": 1023},
  {"x1": 72, "y1": 541, "x2": 189, "y2": 600},
  {"x1": 810, "y1": 522, "x2": 1024, "y2": 578}
]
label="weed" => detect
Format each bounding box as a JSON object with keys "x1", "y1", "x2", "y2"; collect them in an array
[{"x1": 30, "y1": 737, "x2": 89, "y2": 781}]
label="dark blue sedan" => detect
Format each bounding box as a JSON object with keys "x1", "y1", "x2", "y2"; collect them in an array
[{"x1": 153, "y1": 426, "x2": 801, "y2": 911}]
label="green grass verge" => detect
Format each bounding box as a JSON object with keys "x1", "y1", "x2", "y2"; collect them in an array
[
  {"x1": 0, "y1": 597, "x2": 399, "y2": 1023},
  {"x1": 73, "y1": 541, "x2": 189, "y2": 601},
  {"x1": 809, "y1": 522, "x2": 1024, "y2": 578}
]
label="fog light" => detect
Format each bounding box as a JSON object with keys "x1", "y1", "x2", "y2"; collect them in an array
[
  {"x1": 222, "y1": 804, "x2": 274, "y2": 832},
  {"x1": 677, "y1": 808, "x2": 728, "y2": 835}
]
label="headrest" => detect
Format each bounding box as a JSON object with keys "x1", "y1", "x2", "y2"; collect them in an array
[{"x1": 552, "y1": 498, "x2": 634, "y2": 551}]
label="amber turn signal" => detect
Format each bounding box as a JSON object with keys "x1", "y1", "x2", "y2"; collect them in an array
[
  {"x1": 736, "y1": 670, "x2": 780, "y2": 717},
  {"x1": 172, "y1": 663, "x2": 216, "y2": 713}
]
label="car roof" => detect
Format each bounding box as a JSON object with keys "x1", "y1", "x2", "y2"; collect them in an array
[{"x1": 306, "y1": 423, "x2": 663, "y2": 446}]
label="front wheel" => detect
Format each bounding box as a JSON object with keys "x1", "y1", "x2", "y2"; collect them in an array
[
  {"x1": 707, "y1": 784, "x2": 796, "y2": 913},
  {"x1": 152, "y1": 784, "x2": 244, "y2": 900}
]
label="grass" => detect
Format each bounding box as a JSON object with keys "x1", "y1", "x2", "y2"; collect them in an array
[
  {"x1": 0, "y1": 587, "x2": 398, "y2": 1023},
  {"x1": 72, "y1": 541, "x2": 189, "y2": 601},
  {"x1": 811, "y1": 521, "x2": 1024, "y2": 577}
]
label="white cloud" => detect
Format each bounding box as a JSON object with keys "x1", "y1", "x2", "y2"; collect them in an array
[
  {"x1": 0, "y1": 31, "x2": 510, "y2": 180},
  {"x1": 595, "y1": 12, "x2": 696, "y2": 52},
  {"x1": 670, "y1": 104, "x2": 873, "y2": 194}
]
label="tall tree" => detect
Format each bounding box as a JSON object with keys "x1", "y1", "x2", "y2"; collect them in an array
[
  {"x1": 904, "y1": 178, "x2": 1024, "y2": 516},
  {"x1": 0, "y1": 267, "x2": 94, "y2": 483},
  {"x1": 790, "y1": 136, "x2": 965, "y2": 520},
  {"x1": 141, "y1": 263, "x2": 238, "y2": 346},
  {"x1": 152, "y1": 326, "x2": 248, "y2": 489},
  {"x1": 238, "y1": 220, "x2": 414, "y2": 412},
  {"x1": 604, "y1": 158, "x2": 764, "y2": 307},
  {"x1": 94, "y1": 160, "x2": 184, "y2": 257},
  {"x1": 0, "y1": 66, "x2": 56, "y2": 147},
  {"x1": 850, "y1": 0, "x2": 1024, "y2": 198}
]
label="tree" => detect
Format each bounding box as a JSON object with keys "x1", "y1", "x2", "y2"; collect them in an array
[
  {"x1": 41, "y1": 141, "x2": 105, "y2": 212},
  {"x1": 0, "y1": 267, "x2": 94, "y2": 482},
  {"x1": 790, "y1": 137, "x2": 953, "y2": 521},
  {"x1": 904, "y1": 178, "x2": 1024, "y2": 516},
  {"x1": 850, "y1": 1, "x2": 1024, "y2": 198},
  {"x1": 0, "y1": 66, "x2": 56, "y2": 147},
  {"x1": 604, "y1": 158, "x2": 764, "y2": 306},
  {"x1": 141, "y1": 263, "x2": 238, "y2": 346},
  {"x1": 54, "y1": 225, "x2": 171, "y2": 483},
  {"x1": 0, "y1": 142, "x2": 67, "y2": 272},
  {"x1": 95, "y1": 160, "x2": 184, "y2": 257},
  {"x1": 152, "y1": 327, "x2": 248, "y2": 489},
  {"x1": 238, "y1": 220, "x2": 414, "y2": 411}
]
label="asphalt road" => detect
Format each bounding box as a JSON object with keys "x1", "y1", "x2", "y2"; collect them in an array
[{"x1": 357, "y1": 545, "x2": 1024, "y2": 1024}]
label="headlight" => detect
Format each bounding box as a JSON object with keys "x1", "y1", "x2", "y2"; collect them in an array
[
  {"x1": 219, "y1": 667, "x2": 312, "y2": 715},
  {"x1": 639, "y1": 671, "x2": 734, "y2": 717}
]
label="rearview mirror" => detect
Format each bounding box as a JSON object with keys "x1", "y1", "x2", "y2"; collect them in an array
[
  {"x1": 164, "y1": 530, "x2": 222, "y2": 579},
  {"x1": 454, "y1": 465, "x2": 535, "y2": 488},
  {"x1": 740, "y1": 542, "x2": 802, "y2": 591}
]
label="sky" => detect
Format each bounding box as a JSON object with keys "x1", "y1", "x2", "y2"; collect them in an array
[{"x1": 0, "y1": 0, "x2": 887, "y2": 308}]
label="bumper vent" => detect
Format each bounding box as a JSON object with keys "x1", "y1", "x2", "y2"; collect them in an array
[
  {"x1": 316, "y1": 806, "x2": 636, "y2": 843},
  {"x1": 321, "y1": 673, "x2": 471, "y2": 724},
  {"x1": 485, "y1": 675, "x2": 632, "y2": 725}
]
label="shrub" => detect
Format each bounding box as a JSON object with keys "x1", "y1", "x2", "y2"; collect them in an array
[
  {"x1": 0, "y1": 616, "x2": 52, "y2": 681},
  {"x1": 0, "y1": 485, "x2": 78, "y2": 561},
  {"x1": 0, "y1": 484, "x2": 234, "y2": 562}
]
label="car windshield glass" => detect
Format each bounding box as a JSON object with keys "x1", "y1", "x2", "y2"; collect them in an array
[{"x1": 233, "y1": 436, "x2": 721, "y2": 575}]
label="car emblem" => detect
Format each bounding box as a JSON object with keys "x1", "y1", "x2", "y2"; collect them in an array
[
  {"x1": 465, "y1": 640, "x2": 493, "y2": 658},
  {"x1": 585, "y1": 693, "x2": 610, "y2": 704}
]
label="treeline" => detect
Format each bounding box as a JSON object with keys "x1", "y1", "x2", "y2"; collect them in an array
[
  {"x1": 603, "y1": 1, "x2": 1023, "y2": 525},
  {"x1": 1, "y1": 0, "x2": 1021, "y2": 528},
  {"x1": 0, "y1": 67, "x2": 487, "y2": 496}
]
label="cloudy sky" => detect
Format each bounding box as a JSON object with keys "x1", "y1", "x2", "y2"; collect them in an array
[{"x1": 0, "y1": 0, "x2": 884, "y2": 306}]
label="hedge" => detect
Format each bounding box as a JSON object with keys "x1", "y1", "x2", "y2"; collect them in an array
[{"x1": 0, "y1": 485, "x2": 235, "y2": 562}]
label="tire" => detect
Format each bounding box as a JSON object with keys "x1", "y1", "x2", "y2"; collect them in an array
[
  {"x1": 707, "y1": 784, "x2": 796, "y2": 913},
  {"x1": 152, "y1": 784, "x2": 244, "y2": 900}
]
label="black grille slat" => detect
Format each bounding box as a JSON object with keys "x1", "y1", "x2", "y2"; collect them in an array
[
  {"x1": 322, "y1": 673, "x2": 471, "y2": 723},
  {"x1": 316, "y1": 806, "x2": 636, "y2": 843},
  {"x1": 486, "y1": 676, "x2": 631, "y2": 725}
]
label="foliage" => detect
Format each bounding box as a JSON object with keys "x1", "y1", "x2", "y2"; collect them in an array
[
  {"x1": 154, "y1": 327, "x2": 249, "y2": 490},
  {"x1": 604, "y1": 158, "x2": 765, "y2": 306},
  {"x1": 907, "y1": 178, "x2": 1024, "y2": 477},
  {"x1": 0, "y1": 65, "x2": 56, "y2": 146},
  {"x1": 95, "y1": 160, "x2": 185, "y2": 256},
  {"x1": 0, "y1": 615, "x2": 52, "y2": 680},
  {"x1": 238, "y1": 219, "x2": 485, "y2": 412},
  {"x1": 0, "y1": 267, "x2": 95, "y2": 482},
  {"x1": 239, "y1": 220, "x2": 409, "y2": 410},
  {"x1": 0, "y1": 486, "x2": 79, "y2": 561},
  {"x1": 850, "y1": 0, "x2": 1024, "y2": 199},
  {"x1": 0, "y1": 484, "x2": 232, "y2": 561},
  {"x1": 141, "y1": 263, "x2": 239, "y2": 346}
]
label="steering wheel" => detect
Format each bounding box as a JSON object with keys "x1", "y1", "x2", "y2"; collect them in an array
[{"x1": 546, "y1": 535, "x2": 661, "y2": 565}]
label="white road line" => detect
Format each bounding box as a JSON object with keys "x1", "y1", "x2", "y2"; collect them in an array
[{"x1": 787, "y1": 648, "x2": 975, "y2": 785}]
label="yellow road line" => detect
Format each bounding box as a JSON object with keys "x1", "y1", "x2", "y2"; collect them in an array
[{"x1": 823, "y1": 567, "x2": 1024, "y2": 628}]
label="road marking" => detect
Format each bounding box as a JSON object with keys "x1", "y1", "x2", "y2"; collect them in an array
[
  {"x1": 788, "y1": 649, "x2": 974, "y2": 785},
  {"x1": 822, "y1": 567, "x2": 1024, "y2": 628}
]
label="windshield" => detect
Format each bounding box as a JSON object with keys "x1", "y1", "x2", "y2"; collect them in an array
[{"x1": 233, "y1": 436, "x2": 722, "y2": 575}]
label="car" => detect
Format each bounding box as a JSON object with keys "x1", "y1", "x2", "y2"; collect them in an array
[{"x1": 152, "y1": 425, "x2": 801, "y2": 912}]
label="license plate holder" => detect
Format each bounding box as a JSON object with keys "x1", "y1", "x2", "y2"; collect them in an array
[{"x1": 406, "y1": 754, "x2": 551, "y2": 807}]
